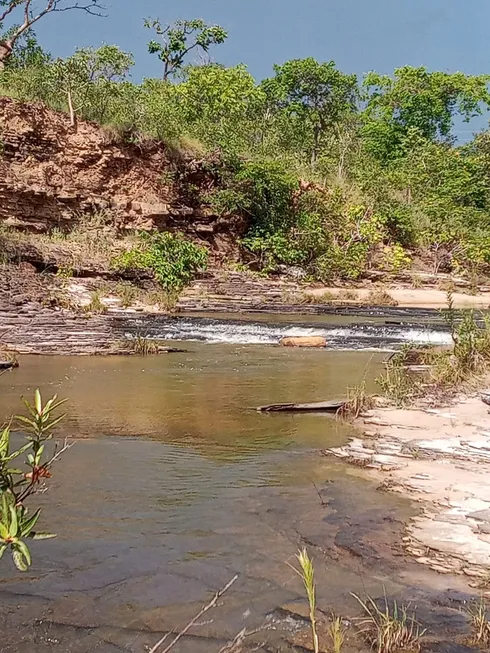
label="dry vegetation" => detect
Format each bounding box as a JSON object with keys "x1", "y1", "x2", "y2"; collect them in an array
[
  {"x1": 366, "y1": 288, "x2": 398, "y2": 307},
  {"x1": 466, "y1": 595, "x2": 490, "y2": 648},
  {"x1": 352, "y1": 593, "x2": 426, "y2": 653}
]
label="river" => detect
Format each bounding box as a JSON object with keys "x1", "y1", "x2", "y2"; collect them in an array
[{"x1": 0, "y1": 315, "x2": 464, "y2": 652}]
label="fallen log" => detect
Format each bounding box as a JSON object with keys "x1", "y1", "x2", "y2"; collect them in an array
[{"x1": 257, "y1": 400, "x2": 345, "y2": 413}]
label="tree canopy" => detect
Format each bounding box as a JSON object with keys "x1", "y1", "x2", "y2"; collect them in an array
[{"x1": 2, "y1": 18, "x2": 490, "y2": 282}]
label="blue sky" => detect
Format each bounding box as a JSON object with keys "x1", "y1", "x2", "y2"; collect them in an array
[{"x1": 12, "y1": 1, "x2": 490, "y2": 135}]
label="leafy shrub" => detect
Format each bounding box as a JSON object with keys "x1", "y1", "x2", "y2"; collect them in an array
[
  {"x1": 380, "y1": 244, "x2": 412, "y2": 273},
  {"x1": 113, "y1": 232, "x2": 208, "y2": 292},
  {"x1": 1, "y1": 390, "x2": 69, "y2": 571}
]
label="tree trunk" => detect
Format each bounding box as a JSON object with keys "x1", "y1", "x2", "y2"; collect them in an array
[
  {"x1": 311, "y1": 125, "x2": 320, "y2": 168},
  {"x1": 0, "y1": 41, "x2": 13, "y2": 70},
  {"x1": 67, "y1": 90, "x2": 78, "y2": 131}
]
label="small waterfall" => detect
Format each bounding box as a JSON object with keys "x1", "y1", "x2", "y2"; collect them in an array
[{"x1": 123, "y1": 315, "x2": 453, "y2": 351}]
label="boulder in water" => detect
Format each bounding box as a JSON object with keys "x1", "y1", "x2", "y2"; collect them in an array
[{"x1": 279, "y1": 336, "x2": 327, "y2": 348}]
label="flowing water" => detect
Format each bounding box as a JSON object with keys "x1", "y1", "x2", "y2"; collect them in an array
[
  {"x1": 123, "y1": 311, "x2": 453, "y2": 350},
  {"x1": 0, "y1": 315, "x2": 459, "y2": 653}
]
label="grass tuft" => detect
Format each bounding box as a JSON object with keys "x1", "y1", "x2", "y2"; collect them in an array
[
  {"x1": 352, "y1": 592, "x2": 425, "y2": 653},
  {"x1": 367, "y1": 288, "x2": 398, "y2": 307},
  {"x1": 81, "y1": 290, "x2": 107, "y2": 314},
  {"x1": 127, "y1": 335, "x2": 161, "y2": 355},
  {"x1": 466, "y1": 594, "x2": 490, "y2": 648},
  {"x1": 376, "y1": 351, "x2": 418, "y2": 407},
  {"x1": 328, "y1": 615, "x2": 347, "y2": 653},
  {"x1": 337, "y1": 382, "x2": 376, "y2": 420}
]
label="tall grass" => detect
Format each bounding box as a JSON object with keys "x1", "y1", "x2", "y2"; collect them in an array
[
  {"x1": 328, "y1": 615, "x2": 347, "y2": 653},
  {"x1": 466, "y1": 595, "x2": 490, "y2": 648},
  {"x1": 337, "y1": 382, "x2": 376, "y2": 419},
  {"x1": 376, "y1": 351, "x2": 418, "y2": 406},
  {"x1": 377, "y1": 292, "x2": 490, "y2": 404},
  {"x1": 352, "y1": 593, "x2": 425, "y2": 653},
  {"x1": 291, "y1": 548, "x2": 319, "y2": 653}
]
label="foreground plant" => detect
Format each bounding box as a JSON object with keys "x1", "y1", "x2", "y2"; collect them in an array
[
  {"x1": 352, "y1": 592, "x2": 425, "y2": 653},
  {"x1": 337, "y1": 382, "x2": 376, "y2": 420},
  {"x1": 466, "y1": 594, "x2": 490, "y2": 648},
  {"x1": 328, "y1": 615, "x2": 348, "y2": 653},
  {"x1": 0, "y1": 389, "x2": 70, "y2": 571},
  {"x1": 290, "y1": 548, "x2": 319, "y2": 653}
]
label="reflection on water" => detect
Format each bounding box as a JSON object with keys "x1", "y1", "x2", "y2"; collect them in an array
[
  {"x1": 0, "y1": 346, "x2": 383, "y2": 447},
  {"x1": 0, "y1": 345, "x2": 420, "y2": 653}
]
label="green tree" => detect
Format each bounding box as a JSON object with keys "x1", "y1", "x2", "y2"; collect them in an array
[
  {"x1": 48, "y1": 45, "x2": 134, "y2": 126},
  {"x1": 261, "y1": 58, "x2": 359, "y2": 166},
  {"x1": 0, "y1": 0, "x2": 105, "y2": 68},
  {"x1": 363, "y1": 66, "x2": 490, "y2": 162},
  {"x1": 176, "y1": 63, "x2": 265, "y2": 151},
  {"x1": 144, "y1": 17, "x2": 228, "y2": 81},
  {"x1": 3, "y1": 29, "x2": 49, "y2": 69}
]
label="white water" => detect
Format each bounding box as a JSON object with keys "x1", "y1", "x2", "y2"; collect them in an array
[{"x1": 127, "y1": 317, "x2": 453, "y2": 351}]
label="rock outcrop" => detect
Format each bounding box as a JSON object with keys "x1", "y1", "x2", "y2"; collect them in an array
[
  {"x1": 0, "y1": 97, "x2": 246, "y2": 254},
  {"x1": 279, "y1": 336, "x2": 327, "y2": 347}
]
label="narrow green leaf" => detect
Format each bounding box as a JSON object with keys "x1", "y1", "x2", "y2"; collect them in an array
[
  {"x1": 29, "y1": 532, "x2": 56, "y2": 540},
  {"x1": 50, "y1": 398, "x2": 67, "y2": 412},
  {"x1": 12, "y1": 547, "x2": 29, "y2": 572},
  {"x1": 0, "y1": 521, "x2": 9, "y2": 539},
  {"x1": 20, "y1": 509, "x2": 41, "y2": 537},
  {"x1": 21, "y1": 398, "x2": 37, "y2": 419},
  {"x1": 35, "y1": 444, "x2": 45, "y2": 461},
  {"x1": 5, "y1": 442, "x2": 31, "y2": 461},
  {"x1": 42, "y1": 397, "x2": 55, "y2": 416},
  {"x1": 0, "y1": 426, "x2": 10, "y2": 457},
  {"x1": 2, "y1": 491, "x2": 14, "y2": 521},
  {"x1": 34, "y1": 390, "x2": 42, "y2": 415},
  {"x1": 9, "y1": 505, "x2": 18, "y2": 537},
  {"x1": 15, "y1": 540, "x2": 32, "y2": 567},
  {"x1": 15, "y1": 415, "x2": 37, "y2": 430},
  {"x1": 44, "y1": 414, "x2": 67, "y2": 432},
  {"x1": 0, "y1": 543, "x2": 7, "y2": 559}
]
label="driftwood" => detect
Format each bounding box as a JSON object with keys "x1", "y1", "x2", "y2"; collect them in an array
[
  {"x1": 0, "y1": 359, "x2": 18, "y2": 370},
  {"x1": 257, "y1": 400, "x2": 345, "y2": 413}
]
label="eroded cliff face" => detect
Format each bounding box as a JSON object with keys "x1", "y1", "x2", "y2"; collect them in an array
[{"x1": 0, "y1": 97, "x2": 246, "y2": 251}]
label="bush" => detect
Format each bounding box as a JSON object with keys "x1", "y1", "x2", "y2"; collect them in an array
[
  {"x1": 113, "y1": 232, "x2": 208, "y2": 292},
  {"x1": 0, "y1": 390, "x2": 69, "y2": 571}
]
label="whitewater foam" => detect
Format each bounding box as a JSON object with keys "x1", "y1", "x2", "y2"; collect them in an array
[{"x1": 127, "y1": 316, "x2": 453, "y2": 350}]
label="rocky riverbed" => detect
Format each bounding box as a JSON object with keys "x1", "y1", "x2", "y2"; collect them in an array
[{"x1": 325, "y1": 392, "x2": 490, "y2": 587}]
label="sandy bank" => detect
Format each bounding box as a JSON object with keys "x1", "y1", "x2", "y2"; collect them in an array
[
  {"x1": 326, "y1": 392, "x2": 490, "y2": 585},
  {"x1": 306, "y1": 285, "x2": 490, "y2": 309}
]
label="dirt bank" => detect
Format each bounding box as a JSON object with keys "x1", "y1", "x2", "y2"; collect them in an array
[{"x1": 326, "y1": 391, "x2": 490, "y2": 587}]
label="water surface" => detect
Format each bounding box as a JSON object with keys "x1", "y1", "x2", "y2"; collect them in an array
[{"x1": 0, "y1": 344, "x2": 433, "y2": 652}]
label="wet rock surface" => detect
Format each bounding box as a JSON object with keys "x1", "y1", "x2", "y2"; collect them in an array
[{"x1": 325, "y1": 396, "x2": 490, "y2": 581}]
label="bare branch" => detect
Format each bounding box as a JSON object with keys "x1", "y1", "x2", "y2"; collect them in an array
[
  {"x1": 149, "y1": 574, "x2": 239, "y2": 653},
  {"x1": 0, "y1": 0, "x2": 106, "y2": 64},
  {"x1": 53, "y1": 1, "x2": 107, "y2": 17},
  {"x1": 218, "y1": 626, "x2": 267, "y2": 653},
  {"x1": 0, "y1": 1, "x2": 19, "y2": 24}
]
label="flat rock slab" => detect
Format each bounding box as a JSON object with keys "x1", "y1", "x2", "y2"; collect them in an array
[{"x1": 324, "y1": 394, "x2": 490, "y2": 579}]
